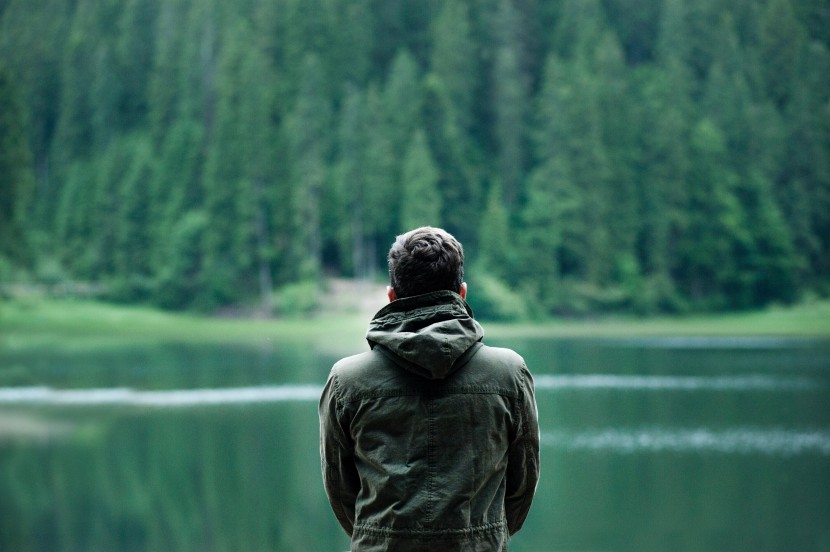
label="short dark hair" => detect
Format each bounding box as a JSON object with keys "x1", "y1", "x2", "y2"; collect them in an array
[{"x1": 388, "y1": 227, "x2": 465, "y2": 298}]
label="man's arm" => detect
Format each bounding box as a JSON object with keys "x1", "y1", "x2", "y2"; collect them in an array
[
  {"x1": 319, "y1": 371, "x2": 360, "y2": 536},
  {"x1": 504, "y1": 364, "x2": 541, "y2": 535}
]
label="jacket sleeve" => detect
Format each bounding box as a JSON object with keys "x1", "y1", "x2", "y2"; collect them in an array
[
  {"x1": 319, "y1": 370, "x2": 360, "y2": 536},
  {"x1": 504, "y1": 363, "x2": 540, "y2": 535}
]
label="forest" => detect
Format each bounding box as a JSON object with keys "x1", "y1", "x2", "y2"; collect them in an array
[{"x1": 0, "y1": 0, "x2": 828, "y2": 318}]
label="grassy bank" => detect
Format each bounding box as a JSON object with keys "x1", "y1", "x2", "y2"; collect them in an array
[
  {"x1": 486, "y1": 300, "x2": 830, "y2": 339},
  {"x1": 0, "y1": 297, "x2": 372, "y2": 352},
  {"x1": 1, "y1": 296, "x2": 829, "y2": 352}
]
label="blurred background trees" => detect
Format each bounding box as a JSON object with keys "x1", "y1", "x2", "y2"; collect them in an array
[{"x1": 0, "y1": 0, "x2": 827, "y2": 316}]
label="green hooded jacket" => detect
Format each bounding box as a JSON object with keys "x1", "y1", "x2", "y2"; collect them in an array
[{"x1": 319, "y1": 291, "x2": 540, "y2": 551}]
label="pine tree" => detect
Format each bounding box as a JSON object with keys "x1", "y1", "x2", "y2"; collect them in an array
[
  {"x1": 326, "y1": 0, "x2": 374, "y2": 86},
  {"x1": 760, "y1": 0, "x2": 805, "y2": 108},
  {"x1": 491, "y1": 0, "x2": 528, "y2": 206},
  {"x1": 532, "y1": 51, "x2": 614, "y2": 285},
  {"x1": 430, "y1": 0, "x2": 478, "y2": 133},
  {"x1": 114, "y1": 0, "x2": 157, "y2": 130},
  {"x1": 740, "y1": 170, "x2": 800, "y2": 304},
  {"x1": 384, "y1": 49, "x2": 422, "y2": 171},
  {"x1": 518, "y1": 160, "x2": 571, "y2": 312},
  {"x1": 113, "y1": 136, "x2": 156, "y2": 299},
  {"x1": 400, "y1": 129, "x2": 441, "y2": 230},
  {"x1": 593, "y1": 31, "x2": 640, "y2": 276},
  {"x1": 425, "y1": 0, "x2": 483, "y2": 244},
  {"x1": 0, "y1": 65, "x2": 36, "y2": 264},
  {"x1": 54, "y1": 158, "x2": 102, "y2": 277},
  {"x1": 332, "y1": 85, "x2": 369, "y2": 278},
  {"x1": 200, "y1": 20, "x2": 248, "y2": 306},
  {"x1": 676, "y1": 119, "x2": 750, "y2": 308},
  {"x1": 149, "y1": 118, "x2": 205, "y2": 283},
  {"x1": 780, "y1": 42, "x2": 830, "y2": 289},
  {"x1": 51, "y1": 0, "x2": 99, "y2": 168},
  {"x1": 632, "y1": 64, "x2": 692, "y2": 290},
  {"x1": 2, "y1": 0, "x2": 827, "y2": 313},
  {"x1": 362, "y1": 84, "x2": 397, "y2": 274},
  {"x1": 91, "y1": 137, "x2": 136, "y2": 279},
  {"x1": 477, "y1": 182, "x2": 512, "y2": 282},
  {"x1": 147, "y1": 0, "x2": 187, "y2": 146},
  {"x1": 421, "y1": 75, "x2": 483, "y2": 247},
  {"x1": 285, "y1": 53, "x2": 332, "y2": 281},
  {"x1": 176, "y1": 0, "x2": 220, "y2": 130},
  {"x1": 0, "y1": 0, "x2": 71, "y2": 225},
  {"x1": 154, "y1": 210, "x2": 208, "y2": 310}
]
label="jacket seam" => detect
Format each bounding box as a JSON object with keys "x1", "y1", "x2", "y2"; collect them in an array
[
  {"x1": 372, "y1": 302, "x2": 466, "y2": 325},
  {"x1": 353, "y1": 519, "x2": 506, "y2": 539},
  {"x1": 510, "y1": 375, "x2": 535, "y2": 532},
  {"x1": 339, "y1": 387, "x2": 519, "y2": 404},
  {"x1": 427, "y1": 397, "x2": 435, "y2": 522},
  {"x1": 326, "y1": 372, "x2": 354, "y2": 533}
]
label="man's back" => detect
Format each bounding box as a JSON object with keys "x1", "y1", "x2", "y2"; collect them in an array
[{"x1": 320, "y1": 291, "x2": 539, "y2": 551}]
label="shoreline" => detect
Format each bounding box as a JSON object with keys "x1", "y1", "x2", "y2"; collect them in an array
[{"x1": 2, "y1": 295, "x2": 829, "y2": 353}]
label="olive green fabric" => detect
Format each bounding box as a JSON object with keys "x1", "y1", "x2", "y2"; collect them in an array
[{"x1": 320, "y1": 291, "x2": 540, "y2": 551}]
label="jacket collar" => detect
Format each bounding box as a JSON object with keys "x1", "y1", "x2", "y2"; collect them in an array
[{"x1": 366, "y1": 290, "x2": 484, "y2": 380}]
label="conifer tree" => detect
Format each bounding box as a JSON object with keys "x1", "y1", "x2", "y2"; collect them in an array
[
  {"x1": 54, "y1": 156, "x2": 108, "y2": 279},
  {"x1": 200, "y1": 20, "x2": 248, "y2": 306},
  {"x1": 1, "y1": 0, "x2": 827, "y2": 313},
  {"x1": 0, "y1": 0, "x2": 71, "y2": 214},
  {"x1": 0, "y1": 65, "x2": 36, "y2": 264},
  {"x1": 149, "y1": 118, "x2": 205, "y2": 282},
  {"x1": 114, "y1": 0, "x2": 157, "y2": 130},
  {"x1": 362, "y1": 84, "x2": 397, "y2": 274},
  {"x1": 285, "y1": 53, "x2": 332, "y2": 281},
  {"x1": 91, "y1": 138, "x2": 137, "y2": 279},
  {"x1": 518, "y1": 160, "x2": 571, "y2": 312},
  {"x1": 676, "y1": 119, "x2": 749, "y2": 307},
  {"x1": 333, "y1": 85, "x2": 369, "y2": 278},
  {"x1": 430, "y1": 0, "x2": 477, "y2": 133},
  {"x1": 760, "y1": 0, "x2": 805, "y2": 108},
  {"x1": 384, "y1": 49, "x2": 422, "y2": 171},
  {"x1": 327, "y1": 0, "x2": 374, "y2": 86},
  {"x1": 492, "y1": 0, "x2": 528, "y2": 206},
  {"x1": 147, "y1": 0, "x2": 187, "y2": 146},
  {"x1": 114, "y1": 137, "x2": 156, "y2": 299},
  {"x1": 477, "y1": 182, "x2": 512, "y2": 282},
  {"x1": 421, "y1": 75, "x2": 482, "y2": 247},
  {"x1": 51, "y1": 0, "x2": 99, "y2": 168},
  {"x1": 400, "y1": 129, "x2": 441, "y2": 230}
]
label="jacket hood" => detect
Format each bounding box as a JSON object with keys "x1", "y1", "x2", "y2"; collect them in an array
[{"x1": 366, "y1": 290, "x2": 484, "y2": 380}]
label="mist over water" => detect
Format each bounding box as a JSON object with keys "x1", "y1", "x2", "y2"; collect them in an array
[{"x1": 542, "y1": 427, "x2": 830, "y2": 456}]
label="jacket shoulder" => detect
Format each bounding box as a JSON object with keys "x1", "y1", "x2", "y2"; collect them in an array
[
  {"x1": 330, "y1": 350, "x2": 387, "y2": 383},
  {"x1": 474, "y1": 344, "x2": 526, "y2": 367},
  {"x1": 454, "y1": 343, "x2": 531, "y2": 391},
  {"x1": 328, "y1": 349, "x2": 413, "y2": 400}
]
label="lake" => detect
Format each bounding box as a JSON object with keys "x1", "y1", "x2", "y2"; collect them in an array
[{"x1": 1, "y1": 335, "x2": 829, "y2": 551}]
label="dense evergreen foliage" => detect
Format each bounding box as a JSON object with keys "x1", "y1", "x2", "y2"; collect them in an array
[{"x1": 1, "y1": 0, "x2": 828, "y2": 316}]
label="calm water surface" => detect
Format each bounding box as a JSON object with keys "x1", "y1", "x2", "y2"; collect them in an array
[{"x1": 1, "y1": 336, "x2": 829, "y2": 551}]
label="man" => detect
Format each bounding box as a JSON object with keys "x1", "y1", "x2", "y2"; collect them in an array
[{"x1": 319, "y1": 226, "x2": 540, "y2": 551}]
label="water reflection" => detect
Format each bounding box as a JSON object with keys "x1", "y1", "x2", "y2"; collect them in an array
[
  {"x1": 0, "y1": 384, "x2": 322, "y2": 407},
  {"x1": 542, "y1": 427, "x2": 830, "y2": 455},
  {"x1": 1, "y1": 372, "x2": 820, "y2": 408},
  {"x1": 534, "y1": 373, "x2": 820, "y2": 391},
  {"x1": 1, "y1": 338, "x2": 829, "y2": 551}
]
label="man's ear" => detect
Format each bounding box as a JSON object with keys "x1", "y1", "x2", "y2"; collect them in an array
[
  {"x1": 387, "y1": 286, "x2": 397, "y2": 302},
  {"x1": 459, "y1": 282, "x2": 467, "y2": 299}
]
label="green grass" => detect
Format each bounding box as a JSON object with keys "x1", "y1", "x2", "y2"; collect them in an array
[
  {"x1": 0, "y1": 297, "x2": 370, "y2": 353},
  {"x1": 486, "y1": 300, "x2": 830, "y2": 339},
  {"x1": 1, "y1": 296, "x2": 829, "y2": 353}
]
